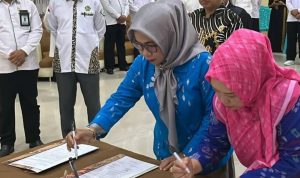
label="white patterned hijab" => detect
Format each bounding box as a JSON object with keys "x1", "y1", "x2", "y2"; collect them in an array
[{"x1": 128, "y1": 0, "x2": 206, "y2": 151}]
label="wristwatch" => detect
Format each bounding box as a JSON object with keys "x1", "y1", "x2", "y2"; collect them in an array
[{"x1": 87, "y1": 123, "x2": 106, "y2": 140}]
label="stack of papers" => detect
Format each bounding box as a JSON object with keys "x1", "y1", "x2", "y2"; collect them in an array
[{"x1": 6, "y1": 143, "x2": 98, "y2": 173}]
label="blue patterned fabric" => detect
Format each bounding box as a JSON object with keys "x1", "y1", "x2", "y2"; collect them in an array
[
  {"x1": 260, "y1": 6, "x2": 271, "y2": 31},
  {"x1": 91, "y1": 52, "x2": 231, "y2": 172},
  {"x1": 193, "y1": 97, "x2": 300, "y2": 177}
]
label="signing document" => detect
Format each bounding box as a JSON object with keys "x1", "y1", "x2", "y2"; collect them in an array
[
  {"x1": 7, "y1": 142, "x2": 97, "y2": 173},
  {"x1": 70, "y1": 154, "x2": 158, "y2": 178}
]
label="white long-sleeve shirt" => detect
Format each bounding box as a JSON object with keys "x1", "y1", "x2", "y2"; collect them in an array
[
  {"x1": 251, "y1": 0, "x2": 261, "y2": 18},
  {"x1": 232, "y1": 0, "x2": 252, "y2": 15},
  {"x1": 128, "y1": 0, "x2": 154, "y2": 15},
  {"x1": 0, "y1": 0, "x2": 42, "y2": 74},
  {"x1": 45, "y1": 0, "x2": 106, "y2": 74},
  {"x1": 286, "y1": 0, "x2": 300, "y2": 22},
  {"x1": 100, "y1": 0, "x2": 129, "y2": 26}
]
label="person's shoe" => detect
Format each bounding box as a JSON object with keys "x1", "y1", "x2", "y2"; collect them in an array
[
  {"x1": 0, "y1": 145, "x2": 14, "y2": 157},
  {"x1": 106, "y1": 68, "x2": 114, "y2": 75},
  {"x1": 29, "y1": 140, "x2": 44, "y2": 148},
  {"x1": 119, "y1": 66, "x2": 129, "y2": 71},
  {"x1": 284, "y1": 60, "x2": 295, "y2": 66}
]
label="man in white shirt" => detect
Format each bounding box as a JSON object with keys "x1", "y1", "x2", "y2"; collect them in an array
[
  {"x1": 0, "y1": 0, "x2": 43, "y2": 157},
  {"x1": 129, "y1": 0, "x2": 154, "y2": 16},
  {"x1": 101, "y1": 0, "x2": 129, "y2": 74},
  {"x1": 232, "y1": 0, "x2": 261, "y2": 31},
  {"x1": 44, "y1": 0, "x2": 106, "y2": 137},
  {"x1": 284, "y1": 0, "x2": 300, "y2": 66},
  {"x1": 231, "y1": 0, "x2": 252, "y2": 14},
  {"x1": 250, "y1": 0, "x2": 261, "y2": 32}
]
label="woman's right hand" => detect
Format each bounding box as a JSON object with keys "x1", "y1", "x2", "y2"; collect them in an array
[
  {"x1": 171, "y1": 157, "x2": 194, "y2": 178},
  {"x1": 65, "y1": 128, "x2": 95, "y2": 151},
  {"x1": 171, "y1": 157, "x2": 203, "y2": 178}
]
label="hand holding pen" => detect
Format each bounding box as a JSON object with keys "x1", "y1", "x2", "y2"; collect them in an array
[
  {"x1": 173, "y1": 152, "x2": 191, "y2": 173},
  {"x1": 72, "y1": 122, "x2": 78, "y2": 159},
  {"x1": 170, "y1": 153, "x2": 195, "y2": 178},
  {"x1": 65, "y1": 127, "x2": 96, "y2": 152}
]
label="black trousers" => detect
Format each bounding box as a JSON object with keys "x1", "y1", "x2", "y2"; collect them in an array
[
  {"x1": 286, "y1": 22, "x2": 300, "y2": 61},
  {"x1": 55, "y1": 72, "x2": 100, "y2": 137},
  {"x1": 104, "y1": 24, "x2": 127, "y2": 70},
  {"x1": 251, "y1": 18, "x2": 260, "y2": 32},
  {"x1": 0, "y1": 70, "x2": 41, "y2": 145}
]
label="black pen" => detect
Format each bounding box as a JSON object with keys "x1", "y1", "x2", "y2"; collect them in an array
[{"x1": 68, "y1": 157, "x2": 79, "y2": 178}]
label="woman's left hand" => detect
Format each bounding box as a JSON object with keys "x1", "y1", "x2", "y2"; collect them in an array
[{"x1": 159, "y1": 155, "x2": 176, "y2": 171}]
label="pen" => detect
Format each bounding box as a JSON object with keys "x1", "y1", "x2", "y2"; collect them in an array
[
  {"x1": 68, "y1": 157, "x2": 79, "y2": 178},
  {"x1": 60, "y1": 170, "x2": 67, "y2": 178},
  {"x1": 173, "y1": 152, "x2": 191, "y2": 174},
  {"x1": 72, "y1": 122, "x2": 78, "y2": 159}
]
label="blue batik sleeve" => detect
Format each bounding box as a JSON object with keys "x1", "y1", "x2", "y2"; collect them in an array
[
  {"x1": 241, "y1": 100, "x2": 300, "y2": 178},
  {"x1": 192, "y1": 111, "x2": 231, "y2": 174},
  {"x1": 90, "y1": 57, "x2": 144, "y2": 134}
]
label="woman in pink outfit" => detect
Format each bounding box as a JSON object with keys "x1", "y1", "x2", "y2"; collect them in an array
[{"x1": 171, "y1": 29, "x2": 300, "y2": 178}]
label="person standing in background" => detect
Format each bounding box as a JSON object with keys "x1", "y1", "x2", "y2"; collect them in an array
[
  {"x1": 44, "y1": 0, "x2": 106, "y2": 137},
  {"x1": 231, "y1": 0, "x2": 251, "y2": 15},
  {"x1": 223, "y1": 0, "x2": 253, "y2": 29},
  {"x1": 0, "y1": 0, "x2": 43, "y2": 157},
  {"x1": 232, "y1": 0, "x2": 261, "y2": 31},
  {"x1": 128, "y1": 0, "x2": 154, "y2": 58},
  {"x1": 268, "y1": 0, "x2": 287, "y2": 53},
  {"x1": 181, "y1": 0, "x2": 202, "y2": 13},
  {"x1": 101, "y1": 0, "x2": 129, "y2": 75},
  {"x1": 250, "y1": 0, "x2": 261, "y2": 32},
  {"x1": 189, "y1": 0, "x2": 243, "y2": 54},
  {"x1": 284, "y1": 0, "x2": 300, "y2": 66}
]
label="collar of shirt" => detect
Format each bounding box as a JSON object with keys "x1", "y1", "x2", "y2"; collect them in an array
[
  {"x1": 200, "y1": 5, "x2": 226, "y2": 17},
  {"x1": 0, "y1": 0, "x2": 20, "y2": 4}
]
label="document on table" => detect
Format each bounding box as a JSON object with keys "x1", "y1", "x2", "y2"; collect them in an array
[
  {"x1": 7, "y1": 143, "x2": 98, "y2": 173},
  {"x1": 76, "y1": 155, "x2": 158, "y2": 178}
]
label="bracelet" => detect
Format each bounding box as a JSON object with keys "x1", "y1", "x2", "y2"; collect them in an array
[{"x1": 86, "y1": 127, "x2": 96, "y2": 143}]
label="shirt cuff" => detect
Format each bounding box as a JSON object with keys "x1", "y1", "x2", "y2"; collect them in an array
[{"x1": 21, "y1": 46, "x2": 31, "y2": 56}]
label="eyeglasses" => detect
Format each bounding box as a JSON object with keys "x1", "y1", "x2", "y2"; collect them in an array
[{"x1": 131, "y1": 40, "x2": 158, "y2": 55}]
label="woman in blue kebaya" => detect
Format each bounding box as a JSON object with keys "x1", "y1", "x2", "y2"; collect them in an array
[{"x1": 66, "y1": 0, "x2": 231, "y2": 174}]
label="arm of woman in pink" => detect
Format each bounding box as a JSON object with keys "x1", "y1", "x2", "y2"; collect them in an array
[
  {"x1": 172, "y1": 100, "x2": 300, "y2": 178},
  {"x1": 171, "y1": 111, "x2": 231, "y2": 177}
]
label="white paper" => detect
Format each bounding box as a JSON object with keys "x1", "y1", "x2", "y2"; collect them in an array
[
  {"x1": 9, "y1": 144, "x2": 98, "y2": 173},
  {"x1": 80, "y1": 156, "x2": 158, "y2": 178}
]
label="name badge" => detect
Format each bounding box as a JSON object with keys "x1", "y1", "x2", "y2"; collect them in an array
[{"x1": 19, "y1": 10, "x2": 30, "y2": 26}]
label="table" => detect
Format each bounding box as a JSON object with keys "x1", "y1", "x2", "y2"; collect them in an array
[{"x1": 0, "y1": 140, "x2": 226, "y2": 178}]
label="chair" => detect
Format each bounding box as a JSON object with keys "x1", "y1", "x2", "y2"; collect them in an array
[{"x1": 225, "y1": 156, "x2": 236, "y2": 178}]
